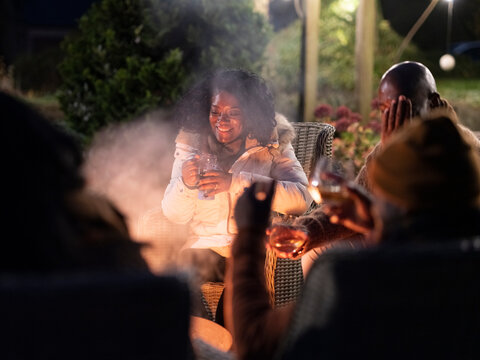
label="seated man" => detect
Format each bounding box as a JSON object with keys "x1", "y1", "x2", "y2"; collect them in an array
[
  {"x1": 275, "y1": 61, "x2": 480, "y2": 274},
  {"x1": 227, "y1": 110, "x2": 480, "y2": 360}
]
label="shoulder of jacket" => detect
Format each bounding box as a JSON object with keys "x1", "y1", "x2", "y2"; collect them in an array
[
  {"x1": 275, "y1": 113, "x2": 296, "y2": 151},
  {"x1": 176, "y1": 128, "x2": 202, "y2": 148}
]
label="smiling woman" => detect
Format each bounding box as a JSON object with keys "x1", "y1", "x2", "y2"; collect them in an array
[
  {"x1": 161, "y1": 69, "x2": 311, "y2": 321},
  {"x1": 209, "y1": 91, "x2": 245, "y2": 148}
]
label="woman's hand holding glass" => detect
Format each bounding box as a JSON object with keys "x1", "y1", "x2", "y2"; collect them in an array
[
  {"x1": 182, "y1": 155, "x2": 200, "y2": 188},
  {"x1": 198, "y1": 170, "x2": 232, "y2": 196}
]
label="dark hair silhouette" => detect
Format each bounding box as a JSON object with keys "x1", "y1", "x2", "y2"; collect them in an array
[{"x1": 0, "y1": 92, "x2": 146, "y2": 273}]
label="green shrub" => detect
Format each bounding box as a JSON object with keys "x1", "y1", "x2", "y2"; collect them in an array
[
  {"x1": 262, "y1": 20, "x2": 302, "y2": 121},
  {"x1": 58, "y1": 0, "x2": 271, "y2": 140}
]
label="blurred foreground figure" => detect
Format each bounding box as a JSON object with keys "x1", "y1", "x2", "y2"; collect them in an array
[
  {"x1": 0, "y1": 92, "x2": 147, "y2": 272},
  {"x1": 273, "y1": 61, "x2": 480, "y2": 274},
  {"x1": 228, "y1": 111, "x2": 480, "y2": 360}
]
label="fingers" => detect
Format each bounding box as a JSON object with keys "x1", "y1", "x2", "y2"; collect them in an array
[
  {"x1": 381, "y1": 95, "x2": 412, "y2": 145},
  {"x1": 381, "y1": 107, "x2": 390, "y2": 144},
  {"x1": 198, "y1": 172, "x2": 232, "y2": 195},
  {"x1": 198, "y1": 179, "x2": 220, "y2": 196},
  {"x1": 345, "y1": 188, "x2": 372, "y2": 222},
  {"x1": 182, "y1": 157, "x2": 200, "y2": 187},
  {"x1": 200, "y1": 170, "x2": 223, "y2": 177},
  {"x1": 395, "y1": 95, "x2": 411, "y2": 129},
  {"x1": 338, "y1": 218, "x2": 371, "y2": 234},
  {"x1": 429, "y1": 92, "x2": 442, "y2": 109}
]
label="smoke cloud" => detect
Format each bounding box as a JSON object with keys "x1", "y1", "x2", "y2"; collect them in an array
[{"x1": 83, "y1": 109, "x2": 188, "y2": 273}]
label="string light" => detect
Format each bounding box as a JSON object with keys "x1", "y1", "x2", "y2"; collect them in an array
[{"x1": 439, "y1": 0, "x2": 455, "y2": 71}]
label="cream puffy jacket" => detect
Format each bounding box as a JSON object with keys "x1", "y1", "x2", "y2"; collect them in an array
[{"x1": 161, "y1": 116, "x2": 311, "y2": 256}]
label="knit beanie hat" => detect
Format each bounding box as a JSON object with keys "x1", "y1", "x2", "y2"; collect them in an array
[{"x1": 369, "y1": 110, "x2": 480, "y2": 210}]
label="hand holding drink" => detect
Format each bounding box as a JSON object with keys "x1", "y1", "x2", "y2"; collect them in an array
[
  {"x1": 308, "y1": 156, "x2": 354, "y2": 206},
  {"x1": 197, "y1": 153, "x2": 220, "y2": 200},
  {"x1": 267, "y1": 224, "x2": 308, "y2": 259}
]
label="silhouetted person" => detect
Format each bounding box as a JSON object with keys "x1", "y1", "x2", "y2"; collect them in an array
[{"x1": 0, "y1": 91, "x2": 147, "y2": 273}]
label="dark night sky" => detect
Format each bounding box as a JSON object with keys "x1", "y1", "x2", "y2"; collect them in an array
[
  {"x1": 380, "y1": 0, "x2": 480, "y2": 51},
  {"x1": 20, "y1": 0, "x2": 98, "y2": 26}
]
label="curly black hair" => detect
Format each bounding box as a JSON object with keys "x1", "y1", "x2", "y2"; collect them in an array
[{"x1": 175, "y1": 69, "x2": 276, "y2": 145}]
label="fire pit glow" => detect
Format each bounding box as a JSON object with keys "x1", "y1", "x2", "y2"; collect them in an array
[{"x1": 190, "y1": 316, "x2": 232, "y2": 352}]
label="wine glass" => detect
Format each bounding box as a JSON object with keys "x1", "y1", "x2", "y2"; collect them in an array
[
  {"x1": 268, "y1": 214, "x2": 308, "y2": 258},
  {"x1": 308, "y1": 156, "x2": 354, "y2": 206},
  {"x1": 197, "y1": 153, "x2": 219, "y2": 200}
]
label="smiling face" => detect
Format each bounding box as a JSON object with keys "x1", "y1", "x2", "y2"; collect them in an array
[{"x1": 209, "y1": 91, "x2": 245, "y2": 145}]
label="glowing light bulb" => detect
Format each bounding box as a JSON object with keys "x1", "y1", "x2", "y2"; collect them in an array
[{"x1": 439, "y1": 54, "x2": 455, "y2": 71}]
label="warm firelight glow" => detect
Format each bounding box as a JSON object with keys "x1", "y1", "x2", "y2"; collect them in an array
[
  {"x1": 190, "y1": 316, "x2": 232, "y2": 352},
  {"x1": 308, "y1": 184, "x2": 323, "y2": 204},
  {"x1": 255, "y1": 191, "x2": 267, "y2": 201}
]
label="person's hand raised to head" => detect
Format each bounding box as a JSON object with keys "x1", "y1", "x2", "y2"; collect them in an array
[
  {"x1": 322, "y1": 183, "x2": 374, "y2": 235},
  {"x1": 181, "y1": 154, "x2": 200, "y2": 188},
  {"x1": 429, "y1": 92, "x2": 454, "y2": 112},
  {"x1": 381, "y1": 95, "x2": 412, "y2": 146}
]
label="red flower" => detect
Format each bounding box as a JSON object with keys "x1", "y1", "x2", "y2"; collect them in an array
[
  {"x1": 314, "y1": 104, "x2": 333, "y2": 118},
  {"x1": 335, "y1": 105, "x2": 351, "y2": 119},
  {"x1": 366, "y1": 120, "x2": 381, "y2": 134},
  {"x1": 334, "y1": 117, "x2": 353, "y2": 132},
  {"x1": 350, "y1": 112, "x2": 362, "y2": 123},
  {"x1": 371, "y1": 97, "x2": 381, "y2": 110}
]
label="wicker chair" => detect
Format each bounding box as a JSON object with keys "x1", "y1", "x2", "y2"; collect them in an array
[
  {"x1": 265, "y1": 122, "x2": 335, "y2": 307},
  {"x1": 290, "y1": 122, "x2": 335, "y2": 178}
]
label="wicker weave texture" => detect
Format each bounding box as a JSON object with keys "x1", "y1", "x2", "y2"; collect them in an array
[
  {"x1": 265, "y1": 122, "x2": 335, "y2": 307},
  {"x1": 291, "y1": 122, "x2": 335, "y2": 178},
  {"x1": 273, "y1": 257, "x2": 305, "y2": 307},
  {"x1": 201, "y1": 282, "x2": 225, "y2": 322}
]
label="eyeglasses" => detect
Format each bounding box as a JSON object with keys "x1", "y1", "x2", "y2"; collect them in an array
[{"x1": 210, "y1": 107, "x2": 243, "y2": 120}]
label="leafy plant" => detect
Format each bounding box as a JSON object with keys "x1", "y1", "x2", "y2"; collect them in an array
[
  {"x1": 314, "y1": 102, "x2": 381, "y2": 174},
  {"x1": 264, "y1": 1, "x2": 426, "y2": 120},
  {"x1": 58, "y1": 0, "x2": 271, "y2": 140}
]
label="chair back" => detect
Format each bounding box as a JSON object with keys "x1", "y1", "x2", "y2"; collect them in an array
[
  {"x1": 278, "y1": 240, "x2": 480, "y2": 360},
  {"x1": 0, "y1": 272, "x2": 192, "y2": 360},
  {"x1": 291, "y1": 122, "x2": 335, "y2": 179},
  {"x1": 265, "y1": 122, "x2": 335, "y2": 308}
]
